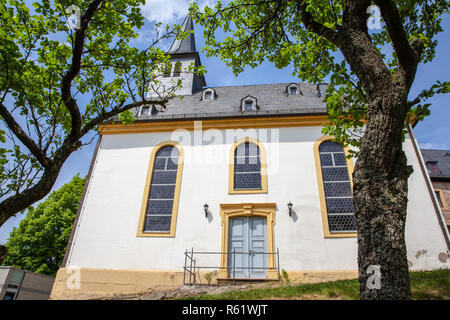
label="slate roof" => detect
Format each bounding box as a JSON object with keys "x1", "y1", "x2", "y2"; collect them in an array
[
  {"x1": 130, "y1": 82, "x2": 328, "y2": 122},
  {"x1": 168, "y1": 14, "x2": 196, "y2": 54},
  {"x1": 421, "y1": 149, "x2": 450, "y2": 179}
]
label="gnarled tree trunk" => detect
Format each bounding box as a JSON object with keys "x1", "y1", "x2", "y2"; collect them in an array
[{"x1": 353, "y1": 92, "x2": 413, "y2": 299}]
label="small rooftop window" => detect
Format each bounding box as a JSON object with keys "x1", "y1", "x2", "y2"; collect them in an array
[
  {"x1": 240, "y1": 95, "x2": 257, "y2": 112},
  {"x1": 286, "y1": 83, "x2": 301, "y2": 96},
  {"x1": 140, "y1": 105, "x2": 157, "y2": 116},
  {"x1": 140, "y1": 105, "x2": 150, "y2": 116},
  {"x1": 202, "y1": 88, "x2": 215, "y2": 100},
  {"x1": 244, "y1": 100, "x2": 254, "y2": 111}
]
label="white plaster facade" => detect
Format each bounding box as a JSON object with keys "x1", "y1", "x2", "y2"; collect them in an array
[{"x1": 65, "y1": 125, "x2": 450, "y2": 272}]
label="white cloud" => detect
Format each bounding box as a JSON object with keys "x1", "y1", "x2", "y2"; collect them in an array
[{"x1": 141, "y1": 0, "x2": 216, "y2": 25}]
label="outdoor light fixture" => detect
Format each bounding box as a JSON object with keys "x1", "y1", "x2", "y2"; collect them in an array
[
  {"x1": 204, "y1": 203, "x2": 209, "y2": 218},
  {"x1": 287, "y1": 202, "x2": 293, "y2": 217}
]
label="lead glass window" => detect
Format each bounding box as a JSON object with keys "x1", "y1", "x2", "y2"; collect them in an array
[
  {"x1": 319, "y1": 141, "x2": 356, "y2": 233},
  {"x1": 144, "y1": 146, "x2": 179, "y2": 232},
  {"x1": 234, "y1": 142, "x2": 261, "y2": 190}
]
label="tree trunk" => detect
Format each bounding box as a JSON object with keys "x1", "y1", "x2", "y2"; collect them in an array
[{"x1": 353, "y1": 93, "x2": 413, "y2": 299}]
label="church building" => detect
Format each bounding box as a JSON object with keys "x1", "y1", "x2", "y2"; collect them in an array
[{"x1": 50, "y1": 15, "x2": 450, "y2": 299}]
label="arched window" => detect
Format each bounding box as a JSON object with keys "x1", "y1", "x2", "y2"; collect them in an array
[
  {"x1": 163, "y1": 62, "x2": 172, "y2": 77},
  {"x1": 137, "y1": 142, "x2": 184, "y2": 237},
  {"x1": 314, "y1": 137, "x2": 356, "y2": 237},
  {"x1": 229, "y1": 138, "x2": 267, "y2": 194},
  {"x1": 173, "y1": 61, "x2": 182, "y2": 76}
]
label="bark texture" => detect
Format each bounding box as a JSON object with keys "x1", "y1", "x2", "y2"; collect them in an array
[{"x1": 299, "y1": 0, "x2": 424, "y2": 299}]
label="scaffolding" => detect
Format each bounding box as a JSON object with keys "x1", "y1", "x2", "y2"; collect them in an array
[{"x1": 183, "y1": 248, "x2": 280, "y2": 286}]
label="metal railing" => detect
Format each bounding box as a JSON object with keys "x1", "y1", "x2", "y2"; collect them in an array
[{"x1": 183, "y1": 248, "x2": 280, "y2": 286}]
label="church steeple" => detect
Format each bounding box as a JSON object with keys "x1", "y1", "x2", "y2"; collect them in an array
[
  {"x1": 148, "y1": 14, "x2": 206, "y2": 98},
  {"x1": 168, "y1": 14, "x2": 196, "y2": 54}
]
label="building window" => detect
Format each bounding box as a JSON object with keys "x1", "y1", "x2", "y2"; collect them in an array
[
  {"x1": 173, "y1": 61, "x2": 182, "y2": 76},
  {"x1": 3, "y1": 292, "x2": 15, "y2": 300},
  {"x1": 240, "y1": 96, "x2": 257, "y2": 112},
  {"x1": 244, "y1": 100, "x2": 254, "y2": 111},
  {"x1": 286, "y1": 83, "x2": 301, "y2": 96},
  {"x1": 435, "y1": 190, "x2": 447, "y2": 209},
  {"x1": 314, "y1": 137, "x2": 357, "y2": 237},
  {"x1": 202, "y1": 88, "x2": 215, "y2": 100},
  {"x1": 137, "y1": 142, "x2": 184, "y2": 237},
  {"x1": 140, "y1": 105, "x2": 150, "y2": 116},
  {"x1": 163, "y1": 63, "x2": 172, "y2": 77},
  {"x1": 229, "y1": 138, "x2": 267, "y2": 194}
]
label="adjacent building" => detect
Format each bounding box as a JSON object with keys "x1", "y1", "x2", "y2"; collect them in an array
[
  {"x1": 1, "y1": 267, "x2": 54, "y2": 300},
  {"x1": 421, "y1": 149, "x2": 450, "y2": 231}
]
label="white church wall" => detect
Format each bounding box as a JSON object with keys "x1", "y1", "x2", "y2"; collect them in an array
[{"x1": 66, "y1": 126, "x2": 449, "y2": 273}]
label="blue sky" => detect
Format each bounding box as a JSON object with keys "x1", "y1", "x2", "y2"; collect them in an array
[{"x1": 0, "y1": 1, "x2": 449, "y2": 244}]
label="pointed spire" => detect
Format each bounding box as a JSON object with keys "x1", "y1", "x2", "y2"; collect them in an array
[{"x1": 168, "y1": 14, "x2": 196, "y2": 54}]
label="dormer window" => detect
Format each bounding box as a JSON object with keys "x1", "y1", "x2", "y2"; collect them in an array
[
  {"x1": 140, "y1": 105, "x2": 150, "y2": 116},
  {"x1": 286, "y1": 83, "x2": 301, "y2": 96},
  {"x1": 244, "y1": 100, "x2": 254, "y2": 110},
  {"x1": 241, "y1": 95, "x2": 257, "y2": 111},
  {"x1": 202, "y1": 88, "x2": 215, "y2": 100},
  {"x1": 140, "y1": 105, "x2": 157, "y2": 116}
]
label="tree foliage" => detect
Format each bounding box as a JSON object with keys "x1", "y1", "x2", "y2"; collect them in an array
[
  {"x1": 2, "y1": 175, "x2": 85, "y2": 276},
  {"x1": 191, "y1": 0, "x2": 449, "y2": 151},
  {"x1": 191, "y1": 0, "x2": 450, "y2": 300},
  {"x1": 0, "y1": 0, "x2": 203, "y2": 225}
]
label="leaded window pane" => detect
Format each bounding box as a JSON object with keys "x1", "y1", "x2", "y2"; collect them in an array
[
  {"x1": 319, "y1": 141, "x2": 344, "y2": 152},
  {"x1": 144, "y1": 215, "x2": 172, "y2": 232},
  {"x1": 319, "y1": 141, "x2": 356, "y2": 233},
  {"x1": 324, "y1": 182, "x2": 352, "y2": 197},
  {"x1": 234, "y1": 173, "x2": 262, "y2": 189},
  {"x1": 144, "y1": 146, "x2": 179, "y2": 232},
  {"x1": 328, "y1": 214, "x2": 356, "y2": 232},
  {"x1": 234, "y1": 142, "x2": 262, "y2": 190},
  {"x1": 322, "y1": 167, "x2": 350, "y2": 182},
  {"x1": 146, "y1": 200, "x2": 173, "y2": 215}
]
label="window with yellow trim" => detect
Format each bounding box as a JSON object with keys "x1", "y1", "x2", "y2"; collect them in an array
[
  {"x1": 234, "y1": 142, "x2": 261, "y2": 189},
  {"x1": 137, "y1": 142, "x2": 183, "y2": 237},
  {"x1": 229, "y1": 138, "x2": 268, "y2": 194},
  {"x1": 318, "y1": 140, "x2": 356, "y2": 233}
]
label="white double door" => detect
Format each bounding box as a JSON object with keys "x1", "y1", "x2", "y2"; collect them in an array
[{"x1": 228, "y1": 216, "x2": 267, "y2": 279}]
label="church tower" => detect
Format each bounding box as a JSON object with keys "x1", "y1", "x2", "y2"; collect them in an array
[{"x1": 149, "y1": 14, "x2": 206, "y2": 98}]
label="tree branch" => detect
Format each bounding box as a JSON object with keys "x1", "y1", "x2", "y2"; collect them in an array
[
  {"x1": 297, "y1": 1, "x2": 342, "y2": 46},
  {"x1": 373, "y1": 0, "x2": 424, "y2": 86},
  {"x1": 0, "y1": 102, "x2": 50, "y2": 168},
  {"x1": 60, "y1": 0, "x2": 104, "y2": 142}
]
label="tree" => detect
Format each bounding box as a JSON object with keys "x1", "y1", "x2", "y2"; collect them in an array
[
  {"x1": 190, "y1": 0, "x2": 449, "y2": 299},
  {"x1": 2, "y1": 175, "x2": 85, "y2": 276},
  {"x1": 0, "y1": 0, "x2": 202, "y2": 226}
]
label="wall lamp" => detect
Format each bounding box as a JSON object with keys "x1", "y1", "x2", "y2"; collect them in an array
[
  {"x1": 203, "y1": 203, "x2": 209, "y2": 218},
  {"x1": 287, "y1": 202, "x2": 293, "y2": 217}
]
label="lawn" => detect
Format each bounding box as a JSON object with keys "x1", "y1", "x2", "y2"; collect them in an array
[{"x1": 181, "y1": 269, "x2": 450, "y2": 300}]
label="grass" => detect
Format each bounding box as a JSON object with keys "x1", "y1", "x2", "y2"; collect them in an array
[{"x1": 180, "y1": 269, "x2": 450, "y2": 300}]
